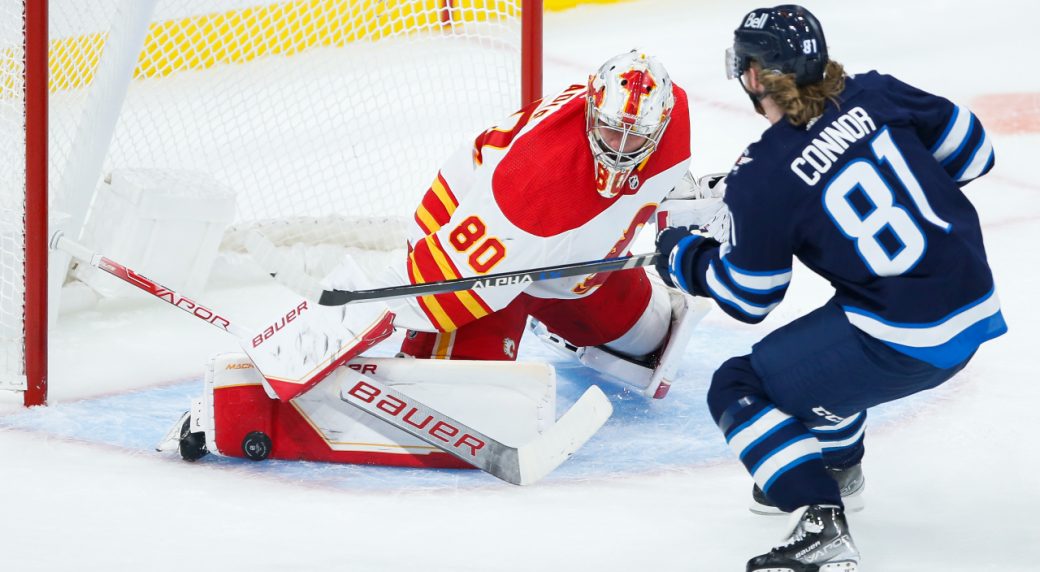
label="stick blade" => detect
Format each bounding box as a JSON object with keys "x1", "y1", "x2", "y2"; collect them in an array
[{"x1": 514, "y1": 385, "x2": 613, "y2": 485}]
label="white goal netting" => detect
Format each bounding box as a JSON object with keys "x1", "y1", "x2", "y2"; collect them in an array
[{"x1": 0, "y1": 0, "x2": 532, "y2": 395}]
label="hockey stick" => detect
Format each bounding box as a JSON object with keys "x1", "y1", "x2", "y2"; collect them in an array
[
  {"x1": 51, "y1": 231, "x2": 394, "y2": 401},
  {"x1": 53, "y1": 233, "x2": 611, "y2": 485},
  {"x1": 244, "y1": 231, "x2": 658, "y2": 306},
  {"x1": 341, "y1": 370, "x2": 612, "y2": 485}
]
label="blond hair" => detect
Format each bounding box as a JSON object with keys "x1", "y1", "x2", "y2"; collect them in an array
[{"x1": 755, "y1": 60, "x2": 847, "y2": 126}]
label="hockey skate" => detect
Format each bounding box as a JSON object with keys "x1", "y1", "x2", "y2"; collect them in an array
[
  {"x1": 751, "y1": 464, "x2": 865, "y2": 515},
  {"x1": 747, "y1": 505, "x2": 860, "y2": 572},
  {"x1": 155, "y1": 411, "x2": 209, "y2": 462}
]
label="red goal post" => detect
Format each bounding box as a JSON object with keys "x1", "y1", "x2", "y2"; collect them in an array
[{"x1": 3, "y1": 0, "x2": 543, "y2": 406}]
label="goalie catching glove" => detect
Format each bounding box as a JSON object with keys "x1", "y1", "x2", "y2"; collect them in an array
[{"x1": 657, "y1": 171, "x2": 731, "y2": 243}]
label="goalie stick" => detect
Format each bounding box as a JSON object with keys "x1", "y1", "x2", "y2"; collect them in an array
[
  {"x1": 244, "y1": 231, "x2": 658, "y2": 306},
  {"x1": 52, "y1": 232, "x2": 393, "y2": 402},
  {"x1": 342, "y1": 370, "x2": 612, "y2": 485},
  {"x1": 52, "y1": 232, "x2": 612, "y2": 485}
]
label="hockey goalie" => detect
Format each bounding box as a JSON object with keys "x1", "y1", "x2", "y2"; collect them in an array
[{"x1": 158, "y1": 50, "x2": 724, "y2": 479}]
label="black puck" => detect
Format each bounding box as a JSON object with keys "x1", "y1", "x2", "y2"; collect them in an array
[{"x1": 241, "y1": 431, "x2": 272, "y2": 461}]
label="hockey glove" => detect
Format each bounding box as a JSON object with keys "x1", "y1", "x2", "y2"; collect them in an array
[
  {"x1": 658, "y1": 171, "x2": 732, "y2": 243},
  {"x1": 655, "y1": 226, "x2": 707, "y2": 293}
]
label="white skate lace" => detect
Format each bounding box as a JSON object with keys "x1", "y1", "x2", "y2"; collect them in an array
[{"x1": 776, "y1": 509, "x2": 825, "y2": 550}]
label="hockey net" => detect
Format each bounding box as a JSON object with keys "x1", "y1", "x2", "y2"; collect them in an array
[{"x1": 0, "y1": 0, "x2": 540, "y2": 405}]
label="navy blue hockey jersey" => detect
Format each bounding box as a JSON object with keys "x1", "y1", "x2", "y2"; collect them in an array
[{"x1": 671, "y1": 71, "x2": 1006, "y2": 368}]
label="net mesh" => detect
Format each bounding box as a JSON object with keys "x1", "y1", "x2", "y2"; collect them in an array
[
  {"x1": 0, "y1": 0, "x2": 528, "y2": 390},
  {"x1": 1, "y1": 1, "x2": 26, "y2": 390}
]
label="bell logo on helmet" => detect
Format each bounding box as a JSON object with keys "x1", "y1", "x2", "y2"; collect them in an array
[
  {"x1": 731, "y1": 5, "x2": 828, "y2": 86},
  {"x1": 744, "y1": 12, "x2": 769, "y2": 29}
]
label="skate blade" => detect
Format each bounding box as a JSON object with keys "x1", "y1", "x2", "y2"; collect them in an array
[
  {"x1": 842, "y1": 491, "x2": 865, "y2": 513},
  {"x1": 820, "y1": 561, "x2": 858, "y2": 571},
  {"x1": 749, "y1": 492, "x2": 865, "y2": 516},
  {"x1": 751, "y1": 563, "x2": 857, "y2": 572},
  {"x1": 748, "y1": 500, "x2": 787, "y2": 516}
]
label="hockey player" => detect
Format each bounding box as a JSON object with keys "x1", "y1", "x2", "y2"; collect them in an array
[
  {"x1": 655, "y1": 5, "x2": 1006, "y2": 571},
  {"x1": 381, "y1": 49, "x2": 709, "y2": 400},
  {"x1": 164, "y1": 50, "x2": 710, "y2": 466}
]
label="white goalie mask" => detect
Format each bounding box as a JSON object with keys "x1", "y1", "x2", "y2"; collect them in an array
[{"x1": 586, "y1": 51, "x2": 675, "y2": 198}]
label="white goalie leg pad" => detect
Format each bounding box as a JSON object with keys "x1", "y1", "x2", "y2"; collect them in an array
[
  {"x1": 202, "y1": 352, "x2": 557, "y2": 461},
  {"x1": 642, "y1": 292, "x2": 712, "y2": 399},
  {"x1": 532, "y1": 287, "x2": 710, "y2": 399},
  {"x1": 198, "y1": 354, "x2": 229, "y2": 451},
  {"x1": 301, "y1": 358, "x2": 557, "y2": 452},
  {"x1": 602, "y1": 281, "x2": 673, "y2": 356},
  {"x1": 529, "y1": 322, "x2": 656, "y2": 392}
]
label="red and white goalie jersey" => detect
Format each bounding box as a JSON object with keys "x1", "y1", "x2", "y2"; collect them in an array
[{"x1": 385, "y1": 81, "x2": 691, "y2": 334}]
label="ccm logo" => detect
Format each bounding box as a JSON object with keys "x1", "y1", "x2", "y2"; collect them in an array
[
  {"x1": 252, "y1": 301, "x2": 308, "y2": 348},
  {"x1": 345, "y1": 380, "x2": 485, "y2": 457}
]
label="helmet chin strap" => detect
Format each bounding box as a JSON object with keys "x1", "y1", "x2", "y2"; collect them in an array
[{"x1": 738, "y1": 74, "x2": 767, "y2": 117}]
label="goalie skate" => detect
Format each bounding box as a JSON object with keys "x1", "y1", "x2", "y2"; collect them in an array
[{"x1": 156, "y1": 408, "x2": 208, "y2": 462}]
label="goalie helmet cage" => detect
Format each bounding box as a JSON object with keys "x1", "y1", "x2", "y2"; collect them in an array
[{"x1": 3, "y1": 0, "x2": 543, "y2": 406}]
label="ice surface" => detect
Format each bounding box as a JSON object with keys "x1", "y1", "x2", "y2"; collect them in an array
[{"x1": 1, "y1": 1, "x2": 1037, "y2": 570}]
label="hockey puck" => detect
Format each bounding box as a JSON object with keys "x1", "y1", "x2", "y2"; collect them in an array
[{"x1": 241, "y1": 431, "x2": 272, "y2": 461}]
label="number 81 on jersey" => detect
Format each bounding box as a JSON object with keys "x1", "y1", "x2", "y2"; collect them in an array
[{"x1": 822, "y1": 128, "x2": 951, "y2": 277}]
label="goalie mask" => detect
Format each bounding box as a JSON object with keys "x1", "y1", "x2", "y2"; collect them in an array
[{"x1": 586, "y1": 51, "x2": 674, "y2": 198}]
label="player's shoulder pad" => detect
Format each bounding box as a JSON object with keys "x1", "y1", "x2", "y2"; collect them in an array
[
  {"x1": 724, "y1": 137, "x2": 776, "y2": 183},
  {"x1": 722, "y1": 139, "x2": 794, "y2": 215},
  {"x1": 850, "y1": 70, "x2": 922, "y2": 100}
]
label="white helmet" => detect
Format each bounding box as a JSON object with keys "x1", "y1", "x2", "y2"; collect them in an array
[{"x1": 586, "y1": 50, "x2": 675, "y2": 198}]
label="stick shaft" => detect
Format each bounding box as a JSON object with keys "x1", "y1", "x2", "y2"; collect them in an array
[
  {"x1": 319, "y1": 252, "x2": 659, "y2": 305},
  {"x1": 52, "y1": 233, "x2": 251, "y2": 338}
]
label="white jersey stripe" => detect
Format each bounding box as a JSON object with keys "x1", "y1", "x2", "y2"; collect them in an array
[
  {"x1": 707, "y1": 262, "x2": 780, "y2": 318},
  {"x1": 932, "y1": 106, "x2": 972, "y2": 163},
  {"x1": 819, "y1": 423, "x2": 867, "y2": 451},
  {"x1": 727, "y1": 406, "x2": 791, "y2": 455},
  {"x1": 751, "y1": 436, "x2": 822, "y2": 491},
  {"x1": 844, "y1": 290, "x2": 1001, "y2": 348},
  {"x1": 723, "y1": 258, "x2": 792, "y2": 293},
  {"x1": 957, "y1": 133, "x2": 994, "y2": 182}
]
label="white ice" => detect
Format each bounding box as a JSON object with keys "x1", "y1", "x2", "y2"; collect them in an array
[{"x1": 2, "y1": 0, "x2": 1038, "y2": 570}]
